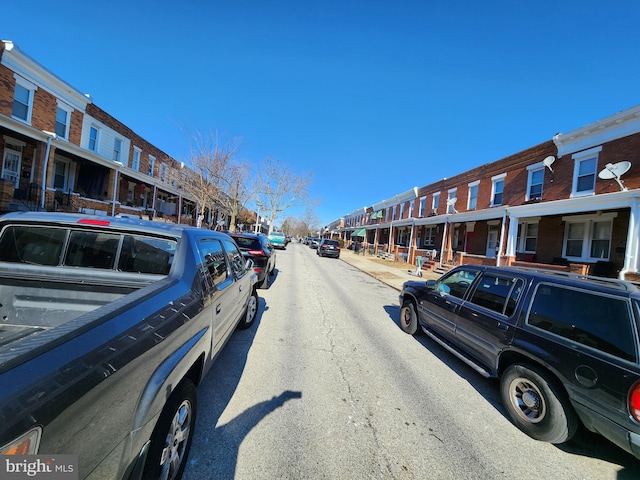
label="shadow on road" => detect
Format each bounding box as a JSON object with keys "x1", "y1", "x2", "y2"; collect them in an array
[
  {"x1": 183, "y1": 297, "x2": 302, "y2": 479},
  {"x1": 382, "y1": 304, "x2": 640, "y2": 476}
]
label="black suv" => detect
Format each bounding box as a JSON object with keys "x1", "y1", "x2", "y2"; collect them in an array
[
  {"x1": 399, "y1": 264, "x2": 640, "y2": 459},
  {"x1": 317, "y1": 239, "x2": 341, "y2": 258},
  {"x1": 229, "y1": 232, "x2": 275, "y2": 288}
]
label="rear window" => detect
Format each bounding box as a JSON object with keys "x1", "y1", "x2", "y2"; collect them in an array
[
  {"x1": 323, "y1": 240, "x2": 339, "y2": 247},
  {"x1": 233, "y1": 236, "x2": 263, "y2": 251},
  {"x1": 0, "y1": 225, "x2": 175, "y2": 275},
  {"x1": 527, "y1": 283, "x2": 637, "y2": 362}
]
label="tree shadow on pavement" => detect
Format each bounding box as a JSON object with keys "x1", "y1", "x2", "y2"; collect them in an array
[{"x1": 183, "y1": 297, "x2": 302, "y2": 479}]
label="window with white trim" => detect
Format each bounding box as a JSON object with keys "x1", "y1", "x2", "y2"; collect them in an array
[
  {"x1": 55, "y1": 102, "x2": 73, "y2": 140},
  {"x1": 53, "y1": 158, "x2": 70, "y2": 190},
  {"x1": 132, "y1": 147, "x2": 141, "y2": 171},
  {"x1": 12, "y1": 76, "x2": 36, "y2": 123},
  {"x1": 148, "y1": 155, "x2": 155, "y2": 177},
  {"x1": 113, "y1": 138, "x2": 122, "y2": 162},
  {"x1": 571, "y1": 147, "x2": 600, "y2": 197},
  {"x1": 491, "y1": 174, "x2": 506, "y2": 206},
  {"x1": 527, "y1": 166, "x2": 544, "y2": 201},
  {"x1": 160, "y1": 163, "x2": 168, "y2": 183},
  {"x1": 88, "y1": 126, "x2": 99, "y2": 152},
  {"x1": 408, "y1": 201, "x2": 413, "y2": 218},
  {"x1": 419, "y1": 196, "x2": 426, "y2": 217},
  {"x1": 447, "y1": 188, "x2": 457, "y2": 213},
  {"x1": 468, "y1": 181, "x2": 479, "y2": 210},
  {"x1": 516, "y1": 221, "x2": 539, "y2": 253},
  {"x1": 392, "y1": 205, "x2": 397, "y2": 221},
  {"x1": 562, "y1": 213, "x2": 615, "y2": 261},
  {"x1": 432, "y1": 192, "x2": 440, "y2": 214},
  {"x1": 2, "y1": 140, "x2": 23, "y2": 187},
  {"x1": 422, "y1": 226, "x2": 436, "y2": 247}
]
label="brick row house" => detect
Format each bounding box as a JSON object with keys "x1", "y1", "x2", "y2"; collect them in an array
[
  {"x1": 0, "y1": 40, "x2": 209, "y2": 224},
  {"x1": 330, "y1": 105, "x2": 640, "y2": 281}
]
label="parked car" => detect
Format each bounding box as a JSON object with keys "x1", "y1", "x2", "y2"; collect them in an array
[
  {"x1": 317, "y1": 239, "x2": 340, "y2": 258},
  {"x1": 229, "y1": 232, "x2": 276, "y2": 288},
  {"x1": 0, "y1": 211, "x2": 258, "y2": 479},
  {"x1": 308, "y1": 238, "x2": 320, "y2": 249},
  {"x1": 268, "y1": 231, "x2": 287, "y2": 249},
  {"x1": 399, "y1": 264, "x2": 640, "y2": 459}
]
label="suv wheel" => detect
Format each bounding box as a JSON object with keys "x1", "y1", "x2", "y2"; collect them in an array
[
  {"x1": 500, "y1": 363, "x2": 578, "y2": 444},
  {"x1": 399, "y1": 300, "x2": 418, "y2": 335}
]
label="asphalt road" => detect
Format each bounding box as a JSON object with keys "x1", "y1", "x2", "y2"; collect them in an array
[{"x1": 183, "y1": 242, "x2": 640, "y2": 479}]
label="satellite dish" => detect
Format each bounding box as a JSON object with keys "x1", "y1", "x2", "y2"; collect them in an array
[
  {"x1": 446, "y1": 197, "x2": 458, "y2": 213},
  {"x1": 598, "y1": 161, "x2": 631, "y2": 191},
  {"x1": 543, "y1": 156, "x2": 556, "y2": 173}
]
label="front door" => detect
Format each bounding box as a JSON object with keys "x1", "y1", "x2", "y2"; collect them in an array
[{"x1": 486, "y1": 225, "x2": 498, "y2": 258}]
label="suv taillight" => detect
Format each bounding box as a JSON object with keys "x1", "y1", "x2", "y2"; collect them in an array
[
  {"x1": 629, "y1": 381, "x2": 640, "y2": 422},
  {"x1": 248, "y1": 250, "x2": 265, "y2": 256}
]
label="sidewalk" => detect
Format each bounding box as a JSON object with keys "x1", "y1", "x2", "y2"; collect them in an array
[{"x1": 339, "y1": 249, "x2": 440, "y2": 291}]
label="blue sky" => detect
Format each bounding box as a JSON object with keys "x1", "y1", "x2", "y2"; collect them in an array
[{"x1": 4, "y1": 1, "x2": 640, "y2": 226}]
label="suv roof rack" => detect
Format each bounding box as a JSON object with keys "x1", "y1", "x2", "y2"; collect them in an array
[{"x1": 503, "y1": 265, "x2": 639, "y2": 292}]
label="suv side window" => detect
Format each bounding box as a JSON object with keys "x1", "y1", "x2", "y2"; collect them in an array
[
  {"x1": 436, "y1": 268, "x2": 478, "y2": 299},
  {"x1": 528, "y1": 283, "x2": 636, "y2": 362},
  {"x1": 469, "y1": 274, "x2": 524, "y2": 316}
]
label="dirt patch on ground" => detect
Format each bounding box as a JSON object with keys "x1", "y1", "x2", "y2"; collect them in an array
[{"x1": 371, "y1": 271, "x2": 402, "y2": 280}]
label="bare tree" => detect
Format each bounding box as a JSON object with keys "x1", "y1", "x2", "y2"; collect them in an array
[
  {"x1": 181, "y1": 130, "x2": 249, "y2": 229},
  {"x1": 254, "y1": 157, "x2": 318, "y2": 234}
]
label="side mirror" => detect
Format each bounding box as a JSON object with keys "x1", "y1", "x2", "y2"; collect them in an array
[
  {"x1": 425, "y1": 279, "x2": 437, "y2": 289},
  {"x1": 245, "y1": 258, "x2": 254, "y2": 271}
]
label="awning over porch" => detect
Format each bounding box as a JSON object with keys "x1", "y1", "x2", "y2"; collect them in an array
[{"x1": 351, "y1": 228, "x2": 366, "y2": 237}]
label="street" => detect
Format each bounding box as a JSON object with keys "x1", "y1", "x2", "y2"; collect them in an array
[{"x1": 183, "y1": 242, "x2": 640, "y2": 479}]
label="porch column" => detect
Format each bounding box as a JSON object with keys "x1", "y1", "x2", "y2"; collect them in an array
[{"x1": 621, "y1": 197, "x2": 640, "y2": 278}]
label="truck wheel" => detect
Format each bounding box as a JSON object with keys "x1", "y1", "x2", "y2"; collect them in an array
[
  {"x1": 500, "y1": 363, "x2": 578, "y2": 444},
  {"x1": 400, "y1": 300, "x2": 418, "y2": 335},
  {"x1": 237, "y1": 289, "x2": 258, "y2": 330},
  {"x1": 143, "y1": 380, "x2": 197, "y2": 480}
]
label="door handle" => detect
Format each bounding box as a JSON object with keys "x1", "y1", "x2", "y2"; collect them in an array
[{"x1": 216, "y1": 304, "x2": 221, "y2": 314}]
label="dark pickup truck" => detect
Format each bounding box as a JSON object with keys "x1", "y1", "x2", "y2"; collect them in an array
[
  {"x1": 399, "y1": 264, "x2": 640, "y2": 460},
  {"x1": 0, "y1": 212, "x2": 258, "y2": 479}
]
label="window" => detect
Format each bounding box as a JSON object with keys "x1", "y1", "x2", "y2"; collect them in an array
[
  {"x1": 113, "y1": 138, "x2": 122, "y2": 162},
  {"x1": 422, "y1": 226, "x2": 436, "y2": 247},
  {"x1": 408, "y1": 201, "x2": 413, "y2": 218},
  {"x1": 148, "y1": 155, "x2": 155, "y2": 177},
  {"x1": 436, "y1": 268, "x2": 478, "y2": 299},
  {"x1": 53, "y1": 158, "x2": 69, "y2": 190},
  {"x1": 419, "y1": 197, "x2": 426, "y2": 217},
  {"x1": 468, "y1": 181, "x2": 479, "y2": 210},
  {"x1": 160, "y1": 162, "x2": 168, "y2": 183},
  {"x1": 447, "y1": 188, "x2": 457, "y2": 213},
  {"x1": 392, "y1": 205, "x2": 397, "y2": 221},
  {"x1": 2, "y1": 141, "x2": 23, "y2": 187},
  {"x1": 572, "y1": 147, "x2": 600, "y2": 197},
  {"x1": 132, "y1": 147, "x2": 141, "y2": 171},
  {"x1": 517, "y1": 222, "x2": 539, "y2": 253},
  {"x1": 432, "y1": 192, "x2": 440, "y2": 214},
  {"x1": 562, "y1": 214, "x2": 615, "y2": 261},
  {"x1": 55, "y1": 103, "x2": 72, "y2": 140},
  {"x1": 199, "y1": 239, "x2": 230, "y2": 290},
  {"x1": 12, "y1": 77, "x2": 36, "y2": 123},
  {"x1": 88, "y1": 126, "x2": 99, "y2": 151},
  {"x1": 469, "y1": 274, "x2": 524, "y2": 316},
  {"x1": 223, "y1": 239, "x2": 248, "y2": 278},
  {"x1": 528, "y1": 284, "x2": 635, "y2": 362},
  {"x1": 491, "y1": 174, "x2": 506, "y2": 206},
  {"x1": 400, "y1": 203, "x2": 405, "y2": 219},
  {"x1": 527, "y1": 167, "x2": 544, "y2": 201}
]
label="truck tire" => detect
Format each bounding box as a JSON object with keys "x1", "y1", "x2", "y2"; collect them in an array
[
  {"x1": 237, "y1": 289, "x2": 258, "y2": 330},
  {"x1": 500, "y1": 363, "x2": 578, "y2": 444},
  {"x1": 143, "y1": 380, "x2": 197, "y2": 480},
  {"x1": 400, "y1": 300, "x2": 418, "y2": 335}
]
